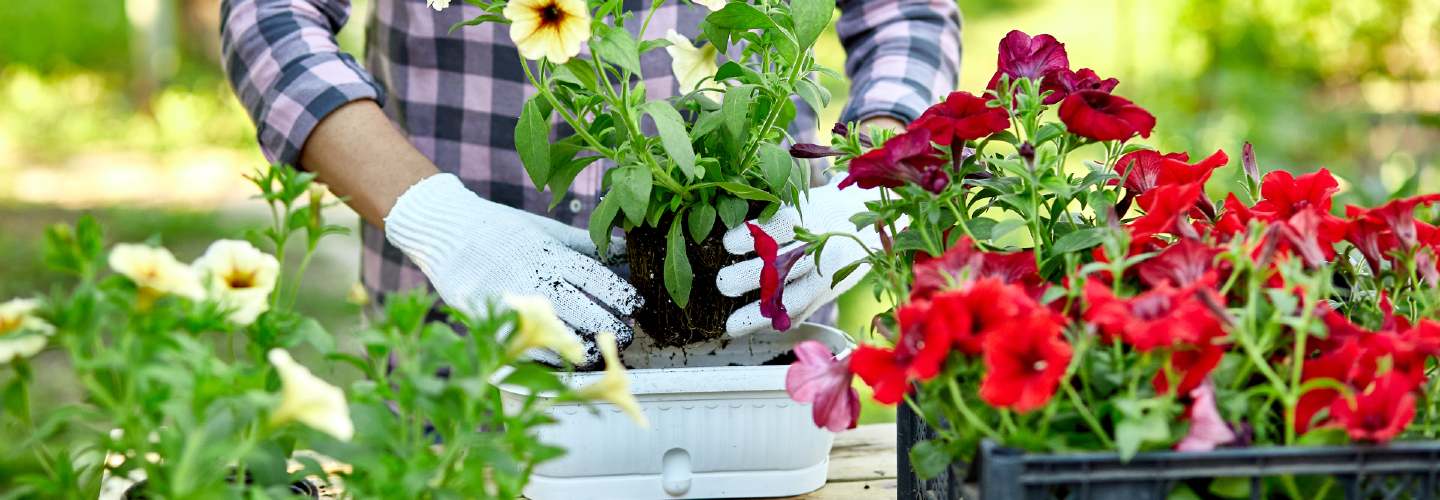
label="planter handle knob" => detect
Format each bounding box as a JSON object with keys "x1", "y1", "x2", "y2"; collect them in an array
[{"x1": 661, "y1": 448, "x2": 692, "y2": 496}]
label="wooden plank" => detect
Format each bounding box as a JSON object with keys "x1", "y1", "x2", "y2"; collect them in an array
[
  {"x1": 793, "y1": 479, "x2": 899, "y2": 499},
  {"x1": 827, "y1": 423, "x2": 897, "y2": 483}
]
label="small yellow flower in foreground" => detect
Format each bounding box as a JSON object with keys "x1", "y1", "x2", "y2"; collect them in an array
[
  {"x1": 576, "y1": 332, "x2": 648, "y2": 428},
  {"x1": 193, "y1": 240, "x2": 280, "y2": 325},
  {"x1": 346, "y1": 283, "x2": 371, "y2": 307},
  {"x1": 692, "y1": 0, "x2": 726, "y2": 12},
  {"x1": 109, "y1": 244, "x2": 206, "y2": 301},
  {"x1": 427, "y1": 0, "x2": 452, "y2": 11},
  {"x1": 664, "y1": 30, "x2": 721, "y2": 94},
  {"x1": 503, "y1": 0, "x2": 591, "y2": 63},
  {"x1": 268, "y1": 349, "x2": 354, "y2": 441},
  {"x1": 0, "y1": 298, "x2": 53, "y2": 364},
  {"x1": 503, "y1": 295, "x2": 585, "y2": 364}
]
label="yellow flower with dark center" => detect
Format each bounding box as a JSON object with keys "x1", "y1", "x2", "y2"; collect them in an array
[
  {"x1": 503, "y1": 0, "x2": 591, "y2": 63},
  {"x1": 109, "y1": 244, "x2": 206, "y2": 302},
  {"x1": 193, "y1": 240, "x2": 280, "y2": 325},
  {"x1": 575, "y1": 332, "x2": 648, "y2": 428}
]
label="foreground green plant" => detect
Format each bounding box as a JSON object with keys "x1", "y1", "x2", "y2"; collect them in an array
[{"x1": 0, "y1": 165, "x2": 643, "y2": 498}]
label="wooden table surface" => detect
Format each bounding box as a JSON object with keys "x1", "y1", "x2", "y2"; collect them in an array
[{"x1": 794, "y1": 423, "x2": 899, "y2": 499}]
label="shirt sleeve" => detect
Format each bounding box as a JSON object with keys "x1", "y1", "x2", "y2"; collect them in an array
[
  {"x1": 835, "y1": 0, "x2": 962, "y2": 124},
  {"x1": 220, "y1": 0, "x2": 386, "y2": 166}
]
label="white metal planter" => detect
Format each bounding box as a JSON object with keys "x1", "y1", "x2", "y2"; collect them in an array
[{"x1": 500, "y1": 323, "x2": 853, "y2": 500}]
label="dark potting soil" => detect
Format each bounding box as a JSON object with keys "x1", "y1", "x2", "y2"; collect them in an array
[
  {"x1": 122, "y1": 476, "x2": 320, "y2": 499},
  {"x1": 625, "y1": 215, "x2": 761, "y2": 347}
]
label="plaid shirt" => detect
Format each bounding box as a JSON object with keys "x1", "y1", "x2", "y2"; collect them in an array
[{"x1": 220, "y1": 0, "x2": 961, "y2": 300}]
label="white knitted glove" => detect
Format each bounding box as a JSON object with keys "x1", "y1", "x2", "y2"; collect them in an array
[
  {"x1": 715, "y1": 178, "x2": 885, "y2": 337},
  {"x1": 385, "y1": 174, "x2": 640, "y2": 367}
]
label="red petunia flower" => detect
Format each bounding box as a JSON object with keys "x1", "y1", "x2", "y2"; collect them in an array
[
  {"x1": 1345, "y1": 194, "x2": 1440, "y2": 251},
  {"x1": 850, "y1": 300, "x2": 952, "y2": 404},
  {"x1": 1331, "y1": 372, "x2": 1417, "y2": 443},
  {"x1": 1273, "y1": 207, "x2": 1347, "y2": 268},
  {"x1": 987, "y1": 30, "x2": 1070, "y2": 92},
  {"x1": 911, "y1": 237, "x2": 1044, "y2": 300},
  {"x1": 1113, "y1": 150, "x2": 1190, "y2": 195},
  {"x1": 1083, "y1": 280, "x2": 1225, "y2": 352},
  {"x1": 1153, "y1": 344, "x2": 1226, "y2": 397},
  {"x1": 1344, "y1": 205, "x2": 1397, "y2": 275},
  {"x1": 1137, "y1": 238, "x2": 1225, "y2": 289},
  {"x1": 1250, "y1": 169, "x2": 1340, "y2": 221},
  {"x1": 1295, "y1": 340, "x2": 1361, "y2": 434},
  {"x1": 1040, "y1": 67, "x2": 1118, "y2": 104},
  {"x1": 978, "y1": 312, "x2": 1072, "y2": 413},
  {"x1": 928, "y1": 278, "x2": 1039, "y2": 355},
  {"x1": 1215, "y1": 193, "x2": 1255, "y2": 240},
  {"x1": 786, "y1": 340, "x2": 861, "y2": 432},
  {"x1": 1127, "y1": 182, "x2": 1205, "y2": 240},
  {"x1": 839, "y1": 129, "x2": 948, "y2": 193},
  {"x1": 748, "y1": 223, "x2": 807, "y2": 331},
  {"x1": 1058, "y1": 90, "x2": 1156, "y2": 142},
  {"x1": 909, "y1": 91, "x2": 1011, "y2": 146}
]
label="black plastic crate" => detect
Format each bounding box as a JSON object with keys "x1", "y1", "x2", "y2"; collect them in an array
[{"x1": 898, "y1": 405, "x2": 1440, "y2": 499}]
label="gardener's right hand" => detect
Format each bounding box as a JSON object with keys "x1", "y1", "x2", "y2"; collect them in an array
[{"x1": 384, "y1": 174, "x2": 641, "y2": 367}]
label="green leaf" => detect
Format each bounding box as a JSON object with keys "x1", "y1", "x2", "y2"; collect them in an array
[
  {"x1": 790, "y1": 0, "x2": 835, "y2": 50},
  {"x1": 1207, "y1": 477, "x2": 1252, "y2": 499},
  {"x1": 502, "y1": 363, "x2": 568, "y2": 392},
  {"x1": 988, "y1": 218, "x2": 1026, "y2": 243},
  {"x1": 688, "y1": 202, "x2": 717, "y2": 243},
  {"x1": 639, "y1": 101, "x2": 698, "y2": 180},
  {"x1": 721, "y1": 86, "x2": 752, "y2": 149},
  {"x1": 795, "y1": 78, "x2": 828, "y2": 114},
  {"x1": 907, "y1": 439, "x2": 951, "y2": 480},
  {"x1": 710, "y1": 181, "x2": 779, "y2": 203},
  {"x1": 592, "y1": 25, "x2": 642, "y2": 76},
  {"x1": 1050, "y1": 227, "x2": 1105, "y2": 253},
  {"x1": 717, "y1": 195, "x2": 749, "y2": 228},
  {"x1": 665, "y1": 217, "x2": 694, "y2": 308},
  {"x1": 830, "y1": 261, "x2": 863, "y2": 288},
  {"x1": 705, "y1": 3, "x2": 776, "y2": 31},
  {"x1": 589, "y1": 194, "x2": 621, "y2": 256},
  {"x1": 611, "y1": 164, "x2": 652, "y2": 226},
  {"x1": 516, "y1": 97, "x2": 552, "y2": 189},
  {"x1": 557, "y1": 58, "x2": 599, "y2": 89},
  {"x1": 760, "y1": 143, "x2": 793, "y2": 191}
]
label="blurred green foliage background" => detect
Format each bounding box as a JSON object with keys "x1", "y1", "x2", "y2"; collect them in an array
[{"x1": 2, "y1": 0, "x2": 1439, "y2": 426}]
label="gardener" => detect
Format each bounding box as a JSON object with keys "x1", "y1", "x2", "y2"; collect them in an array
[{"x1": 220, "y1": 0, "x2": 960, "y2": 367}]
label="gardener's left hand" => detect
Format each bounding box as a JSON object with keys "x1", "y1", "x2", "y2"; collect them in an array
[{"x1": 715, "y1": 177, "x2": 886, "y2": 337}]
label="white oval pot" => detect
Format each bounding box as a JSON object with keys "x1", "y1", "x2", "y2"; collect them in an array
[{"x1": 499, "y1": 323, "x2": 853, "y2": 500}]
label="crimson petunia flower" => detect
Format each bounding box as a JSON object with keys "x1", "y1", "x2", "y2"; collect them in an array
[
  {"x1": 1153, "y1": 344, "x2": 1226, "y2": 397},
  {"x1": 909, "y1": 91, "x2": 1011, "y2": 146},
  {"x1": 1083, "y1": 280, "x2": 1225, "y2": 352},
  {"x1": 1345, "y1": 194, "x2": 1440, "y2": 251},
  {"x1": 1344, "y1": 205, "x2": 1396, "y2": 275},
  {"x1": 1113, "y1": 150, "x2": 1190, "y2": 195},
  {"x1": 785, "y1": 340, "x2": 861, "y2": 432},
  {"x1": 838, "y1": 129, "x2": 948, "y2": 193},
  {"x1": 1294, "y1": 340, "x2": 1361, "y2": 434},
  {"x1": 1058, "y1": 90, "x2": 1156, "y2": 142},
  {"x1": 748, "y1": 223, "x2": 807, "y2": 331},
  {"x1": 911, "y1": 237, "x2": 1044, "y2": 300},
  {"x1": 987, "y1": 30, "x2": 1070, "y2": 93},
  {"x1": 1115, "y1": 149, "x2": 1228, "y2": 219},
  {"x1": 1136, "y1": 238, "x2": 1224, "y2": 288},
  {"x1": 928, "y1": 279, "x2": 1038, "y2": 355},
  {"x1": 1331, "y1": 372, "x2": 1417, "y2": 443},
  {"x1": 1215, "y1": 193, "x2": 1255, "y2": 240},
  {"x1": 1274, "y1": 207, "x2": 1347, "y2": 268},
  {"x1": 850, "y1": 300, "x2": 952, "y2": 405},
  {"x1": 1250, "y1": 169, "x2": 1340, "y2": 221},
  {"x1": 1040, "y1": 67, "x2": 1118, "y2": 104},
  {"x1": 1127, "y1": 182, "x2": 1205, "y2": 240},
  {"x1": 978, "y1": 312, "x2": 1072, "y2": 413}
]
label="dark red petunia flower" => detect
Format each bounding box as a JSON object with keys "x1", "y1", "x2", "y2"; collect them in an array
[
  {"x1": 1153, "y1": 344, "x2": 1226, "y2": 397},
  {"x1": 1113, "y1": 149, "x2": 1228, "y2": 219},
  {"x1": 1345, "y1": 194, "x2": 1440, "y2": 252},
  {"x1": 987, "y1": 30, "x2": 1070, "y2": 92},
  {"x1": 911, "y1": 237, "x2": 1044, "y2": 300},
  {"x1": 748, "y1": 222, "x2": 807, "y2": 331},
  {"x1": 978, "y1": 312, "x2": 1072, "y2": 413},
  {"x1": 790, "y1": 143, "x2": 844, "y2": 159},
  {"x1": 1040, "y1": 67, "x2": 1118, "y2": 104},
  {"x1": 850, "y1": 300, "x2": 952, "y2": 405},
  {"x1": 1058, "y1": 90, "x2": 1156, "y2": 142},
  {"x1": 1113, "y1": 150, "x2": 1190, "y2": 195},
  {"x1": 1345, "y1": 205, "x2": 1397, "y2": 275},
  {"x1": 1331, "y1": 372, "x2": 1417, "y2": 443},
  {"x1": 1274, "y1": 207, "x2": 1347, "y2": 268},
  {"x1": 909, "y1": 91, "x2": 1011, "y2": 146},
  {"x1": 1127, "y1": 182, "x2": 1205, "y2": 240},
  {"x1": 786, "y1": 340, "x2": 861, "y2": 432},
  {"x1": 1136, "y1": 238, "x2": 1224, "y2": 288},
  {"x1": 1250, "y1": 169, "x2": 1340, "y2": 221},
  {"x1": 1083, "y1": 280, "x2": 1225, "y2": 352},
  {"x1": 838, "y1": 129, "x2": 948, "y2": 193}
]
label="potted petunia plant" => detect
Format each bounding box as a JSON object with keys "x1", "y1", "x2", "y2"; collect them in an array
[
  {"x1": 778, "y1": 30, "x2": 1440, "y2": 498},
  {"x1": 0, "y1": 165, "x2": 646, "y2": 499},
  {"x1": 444, "y1": 0, "x2": 838, "y2": 345}
]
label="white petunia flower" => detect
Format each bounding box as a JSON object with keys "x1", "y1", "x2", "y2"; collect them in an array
[
  {"x1": 503, "y1": 295, "x2": 585, "y2": 365},
  {"x1": 109, "y1": 244, "x2": 206, "y2": 301},
  {"x1": 427, "y1": 0, "x2": 452, "y2": 11},
  {"x1": 575, "y1": 332, "x2": 648, "y2": 428},
  {"x1": 268, "y1": 349, "x2": 354, "y2": 441},
  {"x1": 692, "y1": 0, "x2": 726, "y2": 12},
  {"x1": 0, "y1": 298, "x2": 53, "y2": 364},
  {"x1": 664, "y1": 30, "x2": 722, "y2": 94},
  {"x1": 193, "y1": 240, "x2": 280, "y2": 325}
]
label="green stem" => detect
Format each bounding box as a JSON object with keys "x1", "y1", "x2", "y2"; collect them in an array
[
  {"x1": 946, "y1": 378, "x2": 1000, "y2": 440},
  {"x1": 1064, "y1": 382, "x2": 1114, "y2": 448}
]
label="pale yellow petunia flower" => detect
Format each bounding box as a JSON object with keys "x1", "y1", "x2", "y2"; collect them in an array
[
  {"x1": 0, "y1": 298, "x2": 53, "y2": 364},
  {"x1": 576, "y1": 332, "x2": 648, "y2": 428},
  {"x1": 268, "y1": 349, "x2": 354, "y2": 441},
  {"x1": 664, "y1": 30, "x2": 721, "y2": 94},
  {"x1": 193, "y1": 240, "x2": 280, "y2": 325},
  {"x1": 109, "y1": 244, "x2": 206, "y2": 301},
  {"x1": 504, "y1": 0, "x2": 592, "y2": 64},
  {"x1": 503, "y1": 295, "x2": 586, "y2": 365}
]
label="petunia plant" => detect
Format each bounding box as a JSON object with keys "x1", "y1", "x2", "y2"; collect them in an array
[
  {"x1": 442, "y1": 0, "x2": 840, "y2": 326},
  {"x1": 777, "y1": 30, "x2": 1440, "y2": 494},
  {"x1": 0, "y1": 165, "x2": 645, "y2": 498}
]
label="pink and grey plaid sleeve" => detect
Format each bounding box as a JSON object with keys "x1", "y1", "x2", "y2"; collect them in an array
[
  {"x1": 836, "y1": 0, "x2": 962, "y2": 124},
  {"x1": 220, "y1": 0, "x2": 385, "y2": 165}
]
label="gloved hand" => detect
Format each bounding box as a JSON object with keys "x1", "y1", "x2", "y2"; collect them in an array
[
  {"x1": 385, "y1": 174, "x2": 641, "y2": 367},
  {"x1": 715, "y1": 177, "x2": 887, "y2": 337}
]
